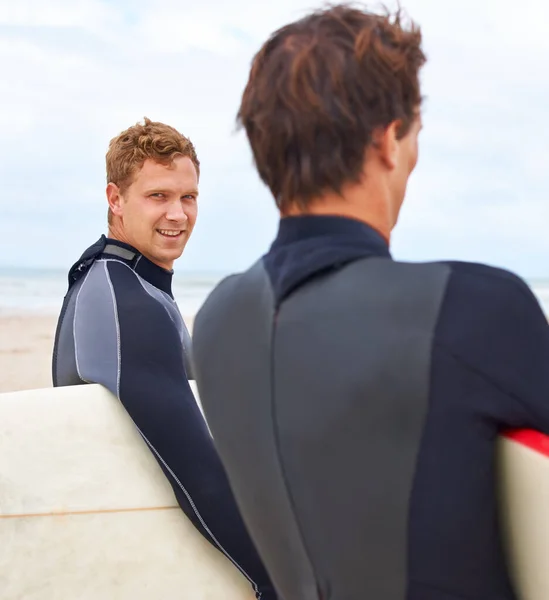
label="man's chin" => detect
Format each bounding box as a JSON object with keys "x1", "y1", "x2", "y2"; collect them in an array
[{"x1": 157, "y1": 248, "x2": 185, "y2": 268}]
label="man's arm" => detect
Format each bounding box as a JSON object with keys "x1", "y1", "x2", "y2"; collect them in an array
[
  {"x1": 72, "y1": 259, "x2": 273, "y2": 598},
  {"x1": 73, "y1": 260, "x2": 218, "y2": 496}
]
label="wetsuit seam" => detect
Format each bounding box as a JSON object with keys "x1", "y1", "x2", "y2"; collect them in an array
[
  {"x1": 270, "y1": 310, "x2": 321, "y2": 598},
  {"x1": 133, "y1": 276, "x2": 184, "y2": 341},
  {"x1": 73, "y1": 268, "x2": 94, "y2": 385},
  {"x1": 135, "y1": 426, "x2": 260, "y2": 596},
  {"x1": 103, "y1": 262, "x2": 122, "y2": 399},
  {"x1": 432, "y1": 339, "x2": 539, "y2": 424}
]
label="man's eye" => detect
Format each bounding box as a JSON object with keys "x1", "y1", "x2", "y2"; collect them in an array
[{"x1": 151, "y1": 193, "x2": 164, "y2": 198}]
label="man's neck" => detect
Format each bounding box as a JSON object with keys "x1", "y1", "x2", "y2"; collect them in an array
[
  {"x1": 282, "y1": 183, "x2": 394, "y2": 244},
  {"x1": 107, "y1": 226, "x2": 131, "y2": 247}
]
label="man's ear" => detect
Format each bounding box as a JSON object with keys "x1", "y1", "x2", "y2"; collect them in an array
[
  {"x1": 106, "y1": 182, "x2": 124, "y2": 218},
  {"x1": 372, "y1": 120, "x2": 401, "y2": 170}
]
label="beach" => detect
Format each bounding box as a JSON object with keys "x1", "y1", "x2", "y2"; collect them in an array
[{"x1": 0, "y1": 314, "x2": 58, "y2": 393}]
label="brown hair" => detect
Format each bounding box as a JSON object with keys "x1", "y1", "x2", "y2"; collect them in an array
[
  {"x1": 106, "y1": 117, "x2": 200, "y2": 223},
  {"x1": 237, "y1": 3, "x2": 426, "y2": 211}
]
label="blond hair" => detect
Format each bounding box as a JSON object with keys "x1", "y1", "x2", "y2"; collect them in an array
[{"x1": 106, "y1": 117, "x2": 200, "y2": 224}]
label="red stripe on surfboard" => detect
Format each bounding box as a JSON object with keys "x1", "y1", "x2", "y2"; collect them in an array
[{"x1": 503, "y1": 429, "x2": 549, "y2": 458}]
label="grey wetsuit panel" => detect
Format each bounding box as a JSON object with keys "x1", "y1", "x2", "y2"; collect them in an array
[
  {"x1": 73, "y1": 261, "x2": 120, "y2": 391},
  {"x1": 193, "y1": 261, "x2": 319, "y2": 600},
  {"x1": 274, "y1": 257, "x2": 450, "y2": 599},
  {"x1": 193, "y1": 257, "x2": 451, "y2": 600}
]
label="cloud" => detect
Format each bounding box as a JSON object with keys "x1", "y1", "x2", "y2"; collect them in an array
[
  {"x1": 0, "y1": 0, "x2": 118, "y2": 29},
  {"x1": 0, "y1": 0, "x2": 547, "y2": 278}
]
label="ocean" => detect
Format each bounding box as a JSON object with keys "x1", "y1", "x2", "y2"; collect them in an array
[
  {"x1": 1, "y1": 266, "x2": 549, "y2": 317},
  {"x1": 0, "y1": 267, "x2": 226, "y2": 317}
]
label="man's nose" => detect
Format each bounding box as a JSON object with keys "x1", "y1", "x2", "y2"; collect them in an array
[{"x1": 166, "y1": 199, "x2": 188, "y2": 222}]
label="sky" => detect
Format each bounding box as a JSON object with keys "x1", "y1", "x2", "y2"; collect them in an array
[{"x1": 0, "y1": 0, "x2": 548, "y2": 278}]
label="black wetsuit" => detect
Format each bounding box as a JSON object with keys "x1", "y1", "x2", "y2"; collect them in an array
[
  {"x1": 192, "y1": 216, "x2": 549, "y2": 600},
  {"x1": 52, "y1": 235, "x2": 276, "y2": 600}
]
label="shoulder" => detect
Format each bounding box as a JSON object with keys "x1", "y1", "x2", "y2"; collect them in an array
[
  {"x1": 196, "y1": 261, "x2": 269, "y2": 323},
  {"x1": 432, "y1": 260, "x2": 548, "y2": 359},
  {"x1": 204, "y1": 272, "x2": 242, "y2": 301},
  {"x1": 392, "y1": 258, "x2": 535, "y2": 302},
  {"x1": 96, "y1": 259, "x2": 161, "y2": 313},
  {"x1": 100, "y1": 258, "x2": 144, "y2": 292},
  {"x1": 194, "y1": 261, "x2": 272, "y2": 352},
  {"x1": 76, "y1": 259, "x2": 143, "y2": 297},
  {"x1": 194, "y1": 272, "x2": 242, "y2": 335},
  {"x1": 75, "y1": 259, "x2": 170, "y2": 326},
  {"x1": 440, "y1": 260, "x2": 543, "y2": 320},
  {"x1": 444, "y1": 260, "x2": 534, "y2": 293},
  {"x1": 73, "y1": 260, "x2": 116, "y2": 312}
]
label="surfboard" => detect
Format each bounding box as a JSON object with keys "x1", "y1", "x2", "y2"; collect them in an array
[
  {"x1": 498, "y1": 429, "x2": 549, "y2": 600},
  {"x1": 0, "y1": 383, "x2": 255, "y2": 600}
]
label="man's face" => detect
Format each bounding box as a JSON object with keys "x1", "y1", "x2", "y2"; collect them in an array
[{"x1": 108, "y1": 156, "x2": 198, "y2": 271}]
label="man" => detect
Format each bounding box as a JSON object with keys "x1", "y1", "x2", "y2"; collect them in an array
[
  {"x1": 192, "y1": 6, "x2": 549, "y2": 600},
  {"x1": 52, "y1": 118, "x2": 276, "y2": 600}
]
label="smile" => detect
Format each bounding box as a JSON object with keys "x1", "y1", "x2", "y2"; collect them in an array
[{"x1": 157, "y1": 229, "x2": 184, "y2": 238}]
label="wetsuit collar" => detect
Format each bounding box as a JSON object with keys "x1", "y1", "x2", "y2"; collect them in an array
[
  {"x1": 101, "y1": 236, "x2": 174, "y2": 298},
  {"x1": 271, "y1": 215, "x2": 390, "y2": 252},
  {"x1": 264, "y1": 215, "x2": 391, "y2": 305}
]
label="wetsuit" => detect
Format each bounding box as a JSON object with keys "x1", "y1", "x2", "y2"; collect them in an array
[
  {"x1": 192, "y1": 215, "x2": 549, "y2": 600},
  {"x1": 52, "y1": 235, "x2": 276, "y2": 600}
]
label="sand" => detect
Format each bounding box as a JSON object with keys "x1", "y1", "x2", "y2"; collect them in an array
[
  {"x1": 0, "y1": 314, "x2": 58, "y2": 393},
  {"x1": 0, "y1": 312, "x2": 194, "y2": 394}
]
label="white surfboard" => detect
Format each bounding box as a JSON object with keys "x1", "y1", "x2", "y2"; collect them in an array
[
  {"x1": 498, "y1": 429, "x2": 549, "y2": 600},
  {"x1": 0, "y1": 383, "x2": 255, "y2": 600}
]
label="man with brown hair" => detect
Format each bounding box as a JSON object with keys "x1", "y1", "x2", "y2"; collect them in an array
[
  {"x1": 192, "y1": 5, "x2": 549, "y2": 600},
  {"x1": 52, "y1": 118, "x2": 276, "y2": 599}
]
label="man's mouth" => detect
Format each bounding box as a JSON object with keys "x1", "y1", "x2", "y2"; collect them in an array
[{"x1": 157, "y1": 229, "x2": 184, "y2": 238}]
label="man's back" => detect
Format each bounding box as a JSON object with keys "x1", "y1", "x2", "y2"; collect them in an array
[{"x1": 193, "y1": 215, "x2": 549, "y2": 600}]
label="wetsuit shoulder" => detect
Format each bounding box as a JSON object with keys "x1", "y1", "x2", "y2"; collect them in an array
[{"x1": 434, "y1": 260, "x2": 549, "y2": 431}]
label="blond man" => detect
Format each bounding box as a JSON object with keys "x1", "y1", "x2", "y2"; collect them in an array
[{"x1": 52, "y1": 118, "x2": 276, "y2": 599}]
